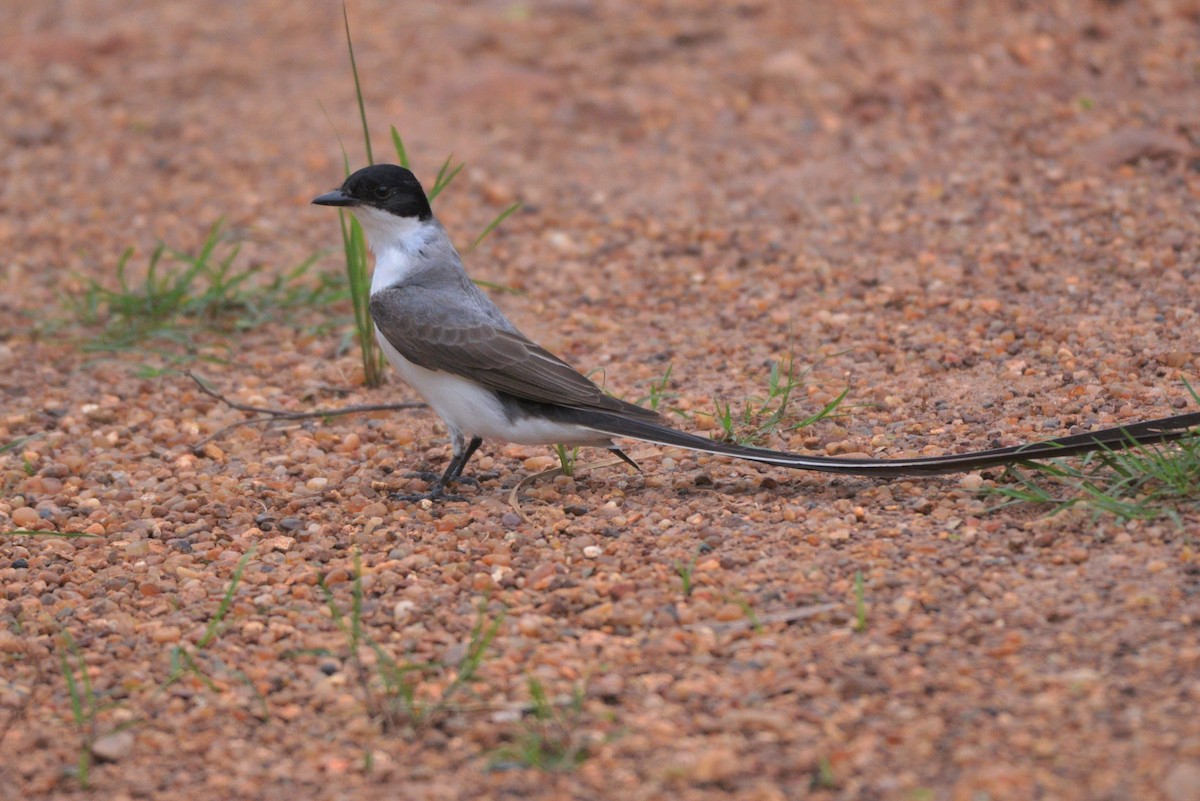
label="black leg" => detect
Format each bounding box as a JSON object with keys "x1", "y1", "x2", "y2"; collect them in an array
[
  {"x1": 447, "y1": 436, "x2": 483, "y2": 481},
  {"x1": 392, "y1": 434, "x2": 484, "y2": 502}
]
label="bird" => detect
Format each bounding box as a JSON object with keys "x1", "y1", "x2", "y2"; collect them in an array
[{"x1": 312, "y1": 164, "x2": 1200, "y2": 500}]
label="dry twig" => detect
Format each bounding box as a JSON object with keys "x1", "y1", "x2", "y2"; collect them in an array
[
  {"x1": 507, "y1": 452, "x2": 649, "y2": 522},
  {"x1": 685, "y1": 603, "x2": 841, "y2": 633},
  {"x1": 185, "y1": 371, "x2": 425, "y2": 453}
]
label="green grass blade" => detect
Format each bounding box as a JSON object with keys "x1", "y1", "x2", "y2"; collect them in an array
[
  {"x1": 853, "y1": 571, "x2": 867, "y2": 632},
  {"x1": 0, "y1": 435, "x2": 35, "y2": 455},
  {"x1": 318, "y1": 98, "x2": 353, "y2": 178},
  {"x1": 792, "y1": 387, "x2": 850, "y2": 429},
  {"x1": 468, "y1": 201, "x2": 522, "y2": 253},
  {"x1": 195, "y1": 547, "x2": 253, "y2": 649},
  {"x1": 1184, "y1": 377, "x2": 1200, "y2": 406},
  {"x1": 339, "y1": 210, "x2": 383, "y2": 386},
  {"x1": 390, "y1": 125, "x2": 410, "y2": 169},
  {"x1": 58, "y1": 630, "x2": 94, "y2": 788},
  {"x1": 428, "y1": 156, "x2": 464, "y2": 201},
  {"x1": 59, "y1": 632, "x2": 86, "y2": 726},
  {"x1": 343, "y1": 2, "x2": 373, "y2": 164},
  {"x1": 554, "y1": 443, "x2": 577, "y2": 477}
]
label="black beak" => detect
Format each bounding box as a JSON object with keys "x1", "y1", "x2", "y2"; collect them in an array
[{"x1": 311, "y1": 189, "x2": 357, "y2": 207}]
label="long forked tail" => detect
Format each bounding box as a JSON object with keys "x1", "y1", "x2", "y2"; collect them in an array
[{"x1": 566, "y1": 409, "x2": 1200, "y2": 477}]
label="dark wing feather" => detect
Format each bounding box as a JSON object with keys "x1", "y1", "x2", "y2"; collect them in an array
[{"x1": 370, "y1": 286, "x2": 661, "y2": 421}]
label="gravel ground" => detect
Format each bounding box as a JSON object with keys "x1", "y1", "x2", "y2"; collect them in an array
[{"x1": 3, "y1": 2, "x2": 1200, "y2": 800}]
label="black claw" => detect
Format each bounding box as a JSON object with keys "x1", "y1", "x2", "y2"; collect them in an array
[
  {"x1": 390, "y1": 489, "x2": 467, "y2": 503},
  {"x1": 403, "y1": 471, "x2": 483, "y2": 488}
]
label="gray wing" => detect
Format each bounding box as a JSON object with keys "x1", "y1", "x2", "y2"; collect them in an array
[{"x1": 370, "y1": 285, "x2": 662, "y2": 421}]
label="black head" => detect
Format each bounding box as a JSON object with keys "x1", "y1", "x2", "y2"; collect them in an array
[{"x1": 311, "y1": 164, "x2": 433, "y2": 220}]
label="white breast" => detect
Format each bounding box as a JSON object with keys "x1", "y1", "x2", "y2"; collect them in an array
[{"x1": 351, "y1": 206, "x2": 433, "y2": 293}]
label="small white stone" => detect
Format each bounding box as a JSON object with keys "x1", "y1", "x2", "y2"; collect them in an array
[
  {"x1": 91, "y1": 730, "x2": 135, "y2": 762},
  {"x1": 393, "y1": 600, "x2": 417, "y2": 626}
]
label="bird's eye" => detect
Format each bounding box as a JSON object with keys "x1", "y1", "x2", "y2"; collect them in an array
[{"x1": 374, "y1": 185, "x2": 392, "y2": 199}]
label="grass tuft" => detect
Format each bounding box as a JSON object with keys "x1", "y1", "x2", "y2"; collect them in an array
[
  {"x1": 984, "y1": 432, "x2": 1200, "y2": 523},
  {"x1": 853, "y1": 570, "x2": 868, "y2": 633},
  {"x1": 58, "y1": 630, "x2": 97, "y2": 789},
  {"x1": 162, "y1": 548, "x2": 255, "y2": 695},
  {"x1": 813, "y1": 755, "x2": 838, "y2": 789},
  {"x1": 554, "y1": 443, "x2": 579, "y2": 477},
  {"x1": 489, "y1": 677, "x2": 590, "y2": 771},
  {"x1": 708, "y1": 350, "x2": 851, "y2": 446},
  {"x1": 56, "y1": 631, "x2": 140, "y2": 789},
  {"x1": 981, "y1": 381, "x2": 1200, "y2": 521},
  {"x1": 319, "y1": 552, "x2": 504, "y2": 732},
  {"x1": 636, "y1": 364, "x2": 677, "y2": 412},
  {"x1": 985, "y1": 382, "x2": 1199, "y2": 522},
  {"x1": 68, "y1": 221, "x2": 343, "y2": 353},
  {"x1": 674, "y1": 549, "x2": 701, "y2": 598}
]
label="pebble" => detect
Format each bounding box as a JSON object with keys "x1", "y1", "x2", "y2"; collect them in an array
[
  {"x1": 323, "y1": 568, "x2": 350, "y2": 585},
  {"x1": 589, "y1": 672, "x2": 624, "y2": 700},
  {"x1": 11, "y1": 507, "x2": 38, "y2": 528},
  {"x1": 1164, "y1": 763, "x2": 1200, "y2": 801},
  {"x1": 393, "y1": 600, "x2": 417, "y2": 626},
  {"x1": 91, "y1": 730, "x2": 135, "y2": 762},
  {"x1": 522, "y1": 455, "x2": 558, "y2": 471},
  {"x1": 264, "y1": 536, "x2": 295, "y2": 552},
  {"x1": 515, "y1": 614, "x2": 542, "y2": 637},
  {"x1": 692, "y1": 746, "x2": 740, "y2": 783},
  {"x1": 527, "y1": 563, "x2": 557, "y2": 590},
  {"x1": 714, "y1": 603, "x2": 744, "y2": 622},
  {"x1": 150, "y1": 626, "x2": 182, "y2": 644}
]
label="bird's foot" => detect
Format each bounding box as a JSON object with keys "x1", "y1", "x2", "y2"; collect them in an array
[
  {"x1": 403, "y1": 471, "x2": 481, "y2": 488},
  {"x1": 392, "y1": 475, "x2": 477, "y2": 503},
  {"x1": 390, "y1": 489, "x2": 467, "y2": 503}
]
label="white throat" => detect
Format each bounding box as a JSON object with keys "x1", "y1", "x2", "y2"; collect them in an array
[{"x1": 351, "y1": 206, "x2": 437, "y2": 294}]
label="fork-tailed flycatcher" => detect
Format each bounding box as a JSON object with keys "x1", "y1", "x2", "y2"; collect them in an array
[{"x1": 312, "y1": 164, "x2": 1199, "y2": 500}]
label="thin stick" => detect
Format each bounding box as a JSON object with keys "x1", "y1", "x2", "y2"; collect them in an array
[
  {"x1": 507, "y1": 452, "x2": 652, "y2": 522},
  {"x1": 684, "y1": 603, "x2": 841, "y2": 633},
  {"x1": 186, "y1": 371, "x2": 425, "y2": 453},
  {"x1": 508, "y1": 466, "x2": 563, "y2": 524}
]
